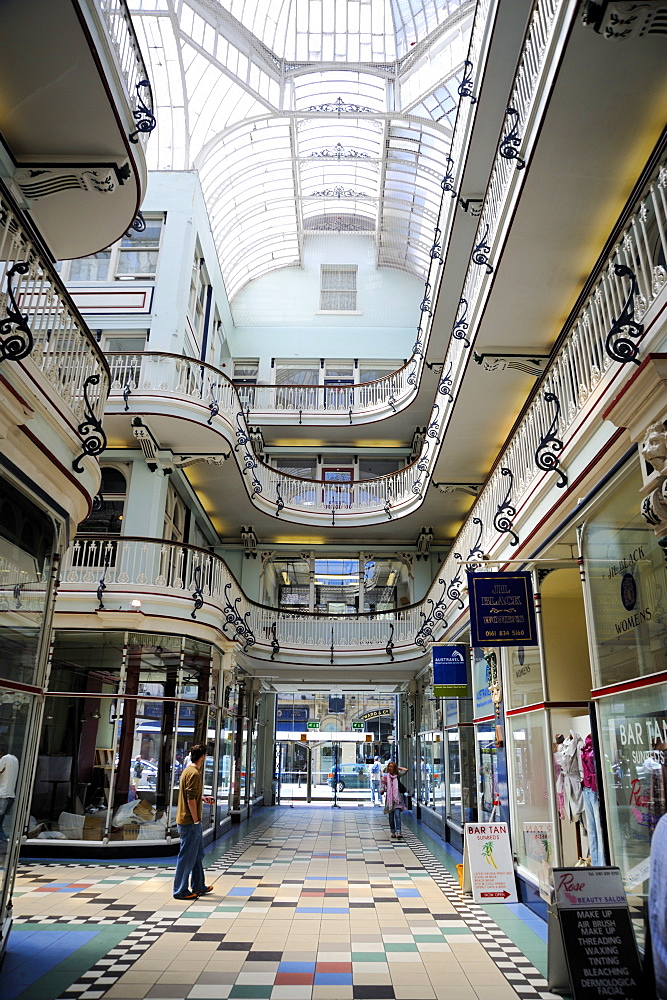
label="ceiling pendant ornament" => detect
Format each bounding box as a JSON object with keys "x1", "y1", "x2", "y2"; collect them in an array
[
  {"x1": 308, "y1": 143, "x2": 371, "y2": 159},
  {"x1": 304, "y1": 97, "x2": 375, "y2": 115},
  {"x1": 309, "y1": 186, "x2": 369, "y2": 199}
]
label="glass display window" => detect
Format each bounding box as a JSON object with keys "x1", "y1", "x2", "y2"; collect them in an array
[
  {"x1": 507, "y1": 711, "x2": 553, "y2": 878},
  {"x1": 446, "y1": 729, "x2": 462, "y2": 827},
  {"x1": 476, "y1": 724, "x2": 499, "y2": 822},
  {"x1": 581, "y1": 460, "x2": 667, "y2": 687},
  {"x1": 506, "y1": 645, "x2": 543, "y2": 709},
  {"x1": 0, "y1": 693, "x2": 36, "y2": 910}
]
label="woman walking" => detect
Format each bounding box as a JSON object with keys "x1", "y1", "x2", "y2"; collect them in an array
[{"x1": 382, "y1": 761, "x2": 408, "y2": 840}]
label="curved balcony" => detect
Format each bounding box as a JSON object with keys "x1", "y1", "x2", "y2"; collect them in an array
[
  {"x1": 60, "y1": 536, "x2": 424, "y2": 666},
  {"x1": 1, "y1": 0, "x2": 155, "y2": 259},
  {"x1": 0, "y1": 177, "x2": 110, "y2": 472}
]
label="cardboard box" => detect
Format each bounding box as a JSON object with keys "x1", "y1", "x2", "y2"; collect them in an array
[
  {"x1": 82, "y1": 814, "x2": 104, "y2": 841},
  {"x1": 122, "y1": 823, "x2": 140, "y2": 840}
]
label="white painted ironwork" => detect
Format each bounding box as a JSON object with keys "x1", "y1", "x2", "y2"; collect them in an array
[
  {"x1": 0, "y1": 180, "x2": 110, "y2": 423},
  {"x1": 96, "y1": 0, "x2": 155, "y2": 149}
]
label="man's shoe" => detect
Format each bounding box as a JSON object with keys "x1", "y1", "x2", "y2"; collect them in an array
[
  {"x1": 199, "y1": 886, "x2": 214, "y2": 894},
  {"x1": 173, "y1": 891, "x2": 199, "y2": 900}
]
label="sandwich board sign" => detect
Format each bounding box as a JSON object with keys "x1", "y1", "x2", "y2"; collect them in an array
[
  {"x1": 550, "y1": 867, "x2": 642, "y2": 1000},
  {"x1": 463, "y1": 823, "x2": 517, "y2": 904}
]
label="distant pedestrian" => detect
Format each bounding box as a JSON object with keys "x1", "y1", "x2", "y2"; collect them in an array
[
  {"x1": 381, "y1": 761, "x2": 408, "y2": 840},
  {"x1": 369, "y1": 756, "x2": 382, "y2": 805},
  {"x1": 173, "y1": 743, "x2": 214, "y2": 900},
  {"x1": 0, "y1": 743, "x2": 18, "y2": 849}
]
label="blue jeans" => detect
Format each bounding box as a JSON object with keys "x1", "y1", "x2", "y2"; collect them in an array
[
  {"x1": 371, "y1": 781, "x2": 381, "y2": 804},
  {"x1": 173, "y1": 822, "x2": 205, "y2": 897},
  {"x1": 582, "y1": 784, "x2": 604, "y2": 866},
  {"x1": 388, "y1": 808, "x2": 402, "y2": 834},
  {"x1": 0, "y1": 797, "x2": 13, "y2": 843}
]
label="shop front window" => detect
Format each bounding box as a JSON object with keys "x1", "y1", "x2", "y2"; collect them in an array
[
  {"x1": 597, "y1": 684, "x2": 667, "y2": 938},
  {"x1": 0, "y1": 477, "x2": 55, "y2": 688},
  {"x1": 508, "y1": 712, "x2": 553, "y2": 878},
  {"x1": 446, "y1": 730, "x2": 462, "y2": 826},
  {"x1": 0, "y1": 697, "x2": 33, "y2": 910},
  {"x1": 582, "y1": 463, "x2": 667, "y2": 687},
  {"x1": 29, "y1": 632, "x2": 220, "y2": 845}
]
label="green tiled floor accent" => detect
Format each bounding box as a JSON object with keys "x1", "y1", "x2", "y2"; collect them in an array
[{"x1": 11, "y1": 923, "x2": 136, "y2": 1000}]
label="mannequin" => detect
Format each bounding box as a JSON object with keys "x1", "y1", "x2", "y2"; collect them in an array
[{"x1": 580, "y1": 734, "x2": 604, "y2": 865}]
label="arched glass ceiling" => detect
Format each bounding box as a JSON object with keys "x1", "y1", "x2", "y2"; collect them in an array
[{"x1": 129, "y1": 1, "x2": 473, "y2": 298}]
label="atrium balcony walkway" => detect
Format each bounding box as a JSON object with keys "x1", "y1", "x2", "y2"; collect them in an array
[{"x1": 6, "y1": 807, "x2": 556, "y2": 1000}]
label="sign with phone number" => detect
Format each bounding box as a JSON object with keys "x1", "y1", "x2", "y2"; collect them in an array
[{"x1": 467, "y1": 571, "x2": 538, "y2": 647}]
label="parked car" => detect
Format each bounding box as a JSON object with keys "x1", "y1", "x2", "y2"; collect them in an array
[{"x1": 328, "y1": 763, "x2": 368, "y2": 791}]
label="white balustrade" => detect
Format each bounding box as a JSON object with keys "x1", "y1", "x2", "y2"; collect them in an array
[
  {"x1": 62, "y1": 537, "x2": 421, "y2": 655},
  {"x1": 96, "y1": 0, "x2": 155, "y2": 147},
  {"x1": 0, "y1": 181, "x2": 109, "y2": 425}
]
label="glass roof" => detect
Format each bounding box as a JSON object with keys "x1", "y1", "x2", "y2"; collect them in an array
[{"x1": 129, "y1": 1, "x2": 473, "y2": 298}]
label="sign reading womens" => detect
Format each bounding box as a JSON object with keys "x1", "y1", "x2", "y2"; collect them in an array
[
  {"x1": 552, "y1": 867, "x2": 643, "y2": 1000},
  {"x1": 468, "y1": 572, "x2": 538, "y2": 647}
]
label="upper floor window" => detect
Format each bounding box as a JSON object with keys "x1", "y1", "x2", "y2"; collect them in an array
[
  {"x1": 58, "y1": 215, "x2": 164, "y2": 282},
  {"x1": 164, "y1": 485, "x2": 186, "y2": 543},
  {"x1": 320, "y1": 264, "x2": 357, "y2": 312},
  {"x1": 78, "y1": 467, "x2": 127, "y2": 535},
  {"x1": 188, "y1": 252, "x2": 209, "y2": 344}
]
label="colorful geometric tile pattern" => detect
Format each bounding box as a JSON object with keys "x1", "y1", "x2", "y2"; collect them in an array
[{"x1": 7, "y1": 808, "x2": 560, "y2": 1000}]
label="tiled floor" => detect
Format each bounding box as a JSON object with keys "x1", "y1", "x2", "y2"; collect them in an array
[{"x1": 6, "y1": 807, "x2": 561, "y2": 1000}]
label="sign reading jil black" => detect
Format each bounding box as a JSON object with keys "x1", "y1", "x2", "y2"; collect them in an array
[{"x1": 553, "y1": 867, "x2": 643, "y2": 1000}]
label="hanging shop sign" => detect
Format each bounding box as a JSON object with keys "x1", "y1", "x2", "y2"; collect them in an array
[
  {"x1": 468, "y1": 572, "x2": 538, "y2": 647},
  {"x1": 432, "y1": 645, "x2": 469, "y2": 697},
  {"x1": 360, "y1": 709, "x2": 392, "y2": 721},
  {"x1": 551, "y1": 867, "x2": 643, "y2": 1000},
  {"x1": 463, "y1": 822, "x2": 517, "y2": 903}
]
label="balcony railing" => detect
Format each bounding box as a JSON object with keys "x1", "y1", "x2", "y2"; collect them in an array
[
  {"x1": 0, "y1": 178, "x2": 110, "y2": 466},
  {"x1": 61, "y1": 536, "x2": 422, "y2": 658},
  {"x1": 95, "y1": 0, "x2": 155, "y2": 147}
]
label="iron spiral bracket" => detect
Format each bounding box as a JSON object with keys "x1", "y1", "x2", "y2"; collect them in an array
[
  {"x1": 386, "y1": 623, "x2": 395, "y2": 662},
  {"x1": 604, "y1": 263, "x2": 644, "y2": 365},
  {"x1": 384, "y1": 496, "x2": 393, "y2": 520},
  {"x1": 275, "y1": 481, "x2": 285, "y2": 517},
  {"x1": 441, "y1": 156, "x2": 457, "y2": 196},
  {"x1": 191, "y1": 564, "x2": 204, "y2": 619},
  {"x1": 0, "y1": 262, "x2": 33, "y2": 362},
  {"x1": 493, "y1": 467, "x2": 519, "y2": 546},
  {"x1": 125, "y1": 212, "x2": 146, "y2": 236},
  {"x1": 446, "y1": 554, "x2": 465, "y2": 610},
  {"x1": 122, "y1": 367, "x2": 134, "y2": 411},
  {"x1": 13, "y1": 583, "x2": 23, "y2": 610},
  {"x1": 414, "y1": 578, "x2": 448, "y2": 648},
  {"x1": 438, "y1": 361, "x2": 453, "y2": 399},
  {"x1": 387, "y1": 393, "x2": 397, "y2": 413},
  {"x1": 129, "y1": 80, "x2": 156, "y2": 144},
  {"x1": 270, "y1": 622, "x2": 280, "y2": 661},
  {"x1": 499, "y1": 108, "x2": 526, "y2": 170},
  {"x1": 467, "y1": 517, "x2": 485, "y2": 567},
  {"x1": 420, "y1": 281, "x2": 432, "y2": 316},
  {"x1": 96, "y1": 549, "x2": 111, "y2": 610},
  {"x1": 452, "y1": 297, "x2": 470, "y2": 347},
  {"x1": 222, "y1": 582, "x2": 256, "y2": 647},
  {"x1": 208, "y1": 394, "x2": 220, "y2": 425},
  {"x1": 457, "y1": 60, "x2": 477, "y2": 104},
  {"x1": 330, "y1": 628, "x2": 335, "y2": 665},
  {"x1": 429, "y1": 227, "x2": 443, "y2": 261},
  {"x1": 472, "y1": 225, "x2": 494, "y2": 274},
  {"x1": 72, "y1": 374, "x2": 108, "y2": 473},
  {"x1": 535, "y1": 391, "x2": 568, "y2": 488}
]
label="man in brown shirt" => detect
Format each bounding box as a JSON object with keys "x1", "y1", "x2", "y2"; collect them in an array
[{"x1": 173, "y1": 742, "x2": 214, "y2": 900}]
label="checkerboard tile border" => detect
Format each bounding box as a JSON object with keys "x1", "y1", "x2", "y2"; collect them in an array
[{"x1": 401, "y1": 832, "x2": 559, "y2": 1000}]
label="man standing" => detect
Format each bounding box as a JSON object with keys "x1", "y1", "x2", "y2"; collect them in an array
[
  {"x1": 0, "y1": 743, "x2": 19, "y2": 850},
  {"x1": 173, "y1": 743, "x2": 214, "y2": 900},
  {"x1": 369, "y1": 756, "x2": 382, "y2": 806}
]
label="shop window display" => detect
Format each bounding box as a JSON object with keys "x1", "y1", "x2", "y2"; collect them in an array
[
  {"x1": 28, "y1": 631, "x2": 222, "y2": 845},
  {"x1": 582, "y1": 464, "x2": 667, "y2": 687}
]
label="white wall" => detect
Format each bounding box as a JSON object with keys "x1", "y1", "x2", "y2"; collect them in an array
[{"x1": 228, "y1": 234, "x2": 422, "y2": 367}]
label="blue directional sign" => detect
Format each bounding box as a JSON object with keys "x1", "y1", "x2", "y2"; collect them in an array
[
  {"x1": 432, "y1": 645, "x2": 469, "y2": 697},
  {"x1": 468, "y1": 572, "x2": 538, "y2": 647}
]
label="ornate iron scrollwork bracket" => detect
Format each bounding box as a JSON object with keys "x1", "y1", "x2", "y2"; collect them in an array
[
  {"x1": 191, "y1": 564, "x2": 204, "y2": 619},
  {"x1": 414, "y1": 578, "x2": 448, "y2": 648},
  {"x1": 493, "y1": 467, "x2": 519, "y2": 546},
  {"x1": 472, "y1": 224, "x2": 494, "y2": 274},
  {"x1": 125, "y1": 212, "x2": 146, "y2": 236},
  {"x1": 420, "y1": 281, "x2": 432, "y2": 316},
  {"x1": 441, "y1": 156, "x2": 457, "y2": 196},
  {"x1": 270, "y1": 622, "x2": 280, "y2": 661},
  {"x1": 129, "y1": 80, "x2": 156, "y2": 144},
  {"x1": 97, "y1": 549, "x2": 111, "y2": 610},
  {"x1": 208, "y1": 393, "x2": 220, "y2": 425},
  {"x1": 452, "y1": 297, "x2": 470, "y2": 347},
  {"x1": 0, "y1": 262, "x2": 33, "y2": 362},
  {"x1": 72, "y1": 374, "x2": 108, "y2": 473},
  {"x1": 468, "y1": 517, "x2": 485, "y2": 566},
  {"x1": 429, "y1": 227, "x2": 443, "y2": 262},
  {"x1": 604, "y1": 262, "x2": 644, "y2": 365},
  {"x1": 458, "y1": 60, "x2": 477, "y2": 103},
  {"x1": 535, "y1": 391, "x2": 568, "y2": 488},
  {"x1": 499, "y1": 108, "x2": 526, "y2": 170},
  {"x1": 384, "y1": 496, "x2": 393, "y2": 520},
  {"x1": 330, "y1": 628, "x2": 335, "y2": 665},
  {"x1": 123, "y1": 367, "x2": 134, "y2": 412},
  {"x1": 386, "y1": 623, "x2": 395, "y2": 662},
  {"x1": 447, "y1": 554, "x2": 465, "y2": 610},
  {"x1": 276, "y1": 480, "x2": 285, "y2": 517},
  {"x1": 438, "y1": 361, "x2": 453, "y2": 399}
]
